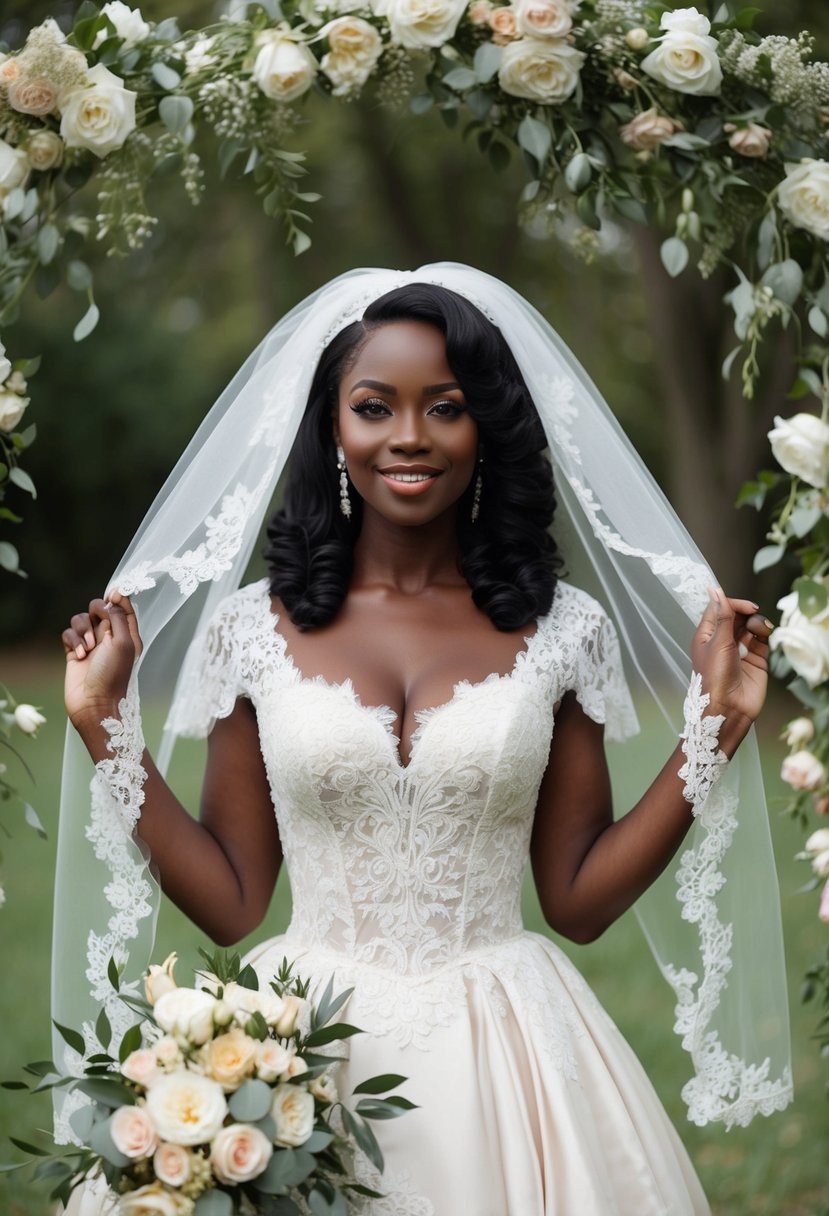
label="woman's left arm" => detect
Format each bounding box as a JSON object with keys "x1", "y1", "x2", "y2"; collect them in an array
[{"x1": 530, "y1": 588, "x2": 773, "y2": 944}]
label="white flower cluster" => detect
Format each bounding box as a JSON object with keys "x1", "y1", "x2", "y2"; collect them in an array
[
  {"x1": 721, "y1": 29, "x2": 829, "y2": 109},
  {"x1": 0, "y1": 338, "x2": 30, "y2": 434}
]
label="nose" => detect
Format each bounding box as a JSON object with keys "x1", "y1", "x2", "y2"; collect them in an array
[{"x1": 388, "y1": 406, "x2": 432, "y2": 454}]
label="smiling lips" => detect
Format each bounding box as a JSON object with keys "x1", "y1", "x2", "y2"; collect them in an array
[{"x1": 377, "y1": 464, "x2": 443, "y2": 495}]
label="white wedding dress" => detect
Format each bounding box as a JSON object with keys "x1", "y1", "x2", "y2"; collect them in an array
[{"x1": 167, "y1": 576, "x2": 709, "y2": 1216}]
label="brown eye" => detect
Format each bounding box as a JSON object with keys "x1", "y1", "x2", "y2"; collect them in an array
[{"x1": 350, "y1": 398, "x2": 391, "y2": 417}]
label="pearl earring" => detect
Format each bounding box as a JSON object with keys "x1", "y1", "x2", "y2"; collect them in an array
[
  {"x1": 337, "y1": 445, "x2": 352, "y2": 519},
  {"x1": 471, "y1": 457, "x2": 483, "y2": 523}
]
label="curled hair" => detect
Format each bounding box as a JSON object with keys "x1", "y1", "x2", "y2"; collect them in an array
[{"x1": 264, "y1": 283, "x2": 562, "y2": 630}]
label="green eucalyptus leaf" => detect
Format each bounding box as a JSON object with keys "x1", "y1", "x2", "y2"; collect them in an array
[
  {"x1": 73, "y1": 303, "x2": 100, "y2": 343},
  {"x1": 53, "y1": 1021, "x2": 85, "y2": 1056},
  {"x1": 36, "y1": 224, "x2": 60, "y2": 265},
  {"x1": 410, "y1": 94, "x2": 433, "y2": 114},
  {"x1": 9, "y1": 467, "x2": 36, "y2": 498},
  {"x1": 790, "y1": 505, "x2": 823, "y2": 538},
  {"x1": 756, "y1": 210, "x2": 776, "y2": 271},
  {"x1": 443, "y1": 66, "x2": 477, "y2": 91},
  {"x1": 352, "y1": 1073, "x2": 407, "y2": 1095},
  {"x1": 517, "y1": 115, "x2": 551, "y2": 167},
  {"x1": 118, "y1": 1023, "x2": 143, "y2": 1062},
  {"x1": 159, "y1": 94, "x2": 194, "y2": 135},
  {"x1": 564, "y1": 151, "x2": 591, "y2": 194},
  {"x1": 23, "y1": 802, "x2": 46, "y2": 837},
  {"x1": 67, "y1": 261, "x2": 93, "y2": 292},
  {"x1": 753, "y1": 543, "x2": 785, "y2": 573},
  {"x1": 761, "y1": 258, "x2": 803, "y2": 306},
  {"x1": 89, "y1": 1118, "x2": 130, "y2": 1167},
  {"x1": 808, "y1": 305, "x2": 828, "y2": 338},
  {"x1": 613, "y1": 194, "x2": 648, "y2": 224},
  {"x1": 660, "y1": 237, "x2": 689, "y2": 278},
  {"x1": 194, "y1": 1191, "x2": 233, "y2": 1216},
  {"x1": 473, "y1": 41, "x2": 503, "y2": 83},
  {"x1": 794, "y1": 575, "x2": 829, "y2": 617},
  {"x1": 152, "y1": 61, "x2": 182, "y2": 90},
  {"x1": 228, "y1": 1078, "x2": 273, "y2": 1122},
  {"x1": 4, "y1": 188, "x2": 25, "y2": 220}
]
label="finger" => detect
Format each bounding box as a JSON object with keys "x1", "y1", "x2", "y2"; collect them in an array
[
  {"x1": 744, "y1": 612, "x2": 774, "y2": 640},
  {"x1": 106, "y1": 590, "x2": 143, "y2": 656},
  {"x1": 724, "y1": 595, "x2": 761, "y2": 616},
  {"x1": 69, "y1": 612, "x2": 96, "y2": 655},
  {"x1": 62, "y1": 627, "x2": 88, "y2": 661}
]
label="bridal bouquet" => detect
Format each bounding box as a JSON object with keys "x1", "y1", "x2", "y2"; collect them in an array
[{"x1": 7, "y1": 949, "x2": 413, "y2": 1213}]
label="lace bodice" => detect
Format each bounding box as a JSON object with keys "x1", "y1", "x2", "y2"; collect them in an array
[{"x1": 172, "y1": 580, "x2": 637, "y2": 977}]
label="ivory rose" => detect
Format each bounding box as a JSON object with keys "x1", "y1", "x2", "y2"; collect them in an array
[
  {"x1": 60, "y1": 63, "x2": 137, "y2": 157},
  {"x1": 0, "y1": 139, "x2": 30, "y2": 193},
  {"x1": 252, "y1": 32, "x2": 318, "y2": 102},
  {"x1": 145, "y1": 952, "x2": 178, "y2": 1005},
  {"x1": 309, "y1": 1070, "x2": 338, "y2": 1104},
  {"x1": 777, "y1": 160, "x2": 829, "y2": 242},
  {"x1": 281, "y1": 1053, "x2": 309, "y2": 1080},
  {"x1": 781, "y1": 750, "x2": 826, "y2": 793},
  {"x1": 122, "y1": 1048, "x2": 160, "y2": 1088},
  {"x1": 27, "y1": 130, "x2": 64, "y2": 171},
  {"x1": 771, "y1": 583, "x2": 829, "y2": 688},
  {"x1": 271, "y1": 1083, "x2": 315, "y2": 1146},
  {"x1": 221, "y1": 981, "x2": 286, "y2": 1027},
  {"x1": 0, "y1": 390, "x2": 29, "y2": 433},
  {"x1": 374, "y1": 0, "x2": 467, "y2": 50},
  {"x1": 153, "y1": 1036, "x2": 183, "y2": 1069},
  {"x1": 274, "y1": 993, "x2": 307, "y2": 1038},
  {"x1": 109, "y1": 1105, "x2": 159, "y2": 1159},
  {"x1": 205, "y1": 1027, "x2": 257, "y2": 1091},
  {"x1": 320, "y1": 16, "x2": 383, "y2": 97},
  {"x1": 255, "y1": 1038, "x2": 295, "y2": 1081},
  {"x1": 498, "y1": 37, "x2": 584, "y2": 102},
  {"x1": 782, "y1": 717, "x2": 815, "y2": 749},
  {"x1": 144, "y1": 1072, "x2": 227, "y2": 1145},
  {"x1": 210, "y1": 1123, "x2": 273, "y2": 1184},
  {"x1": 120, "y1": 1184, "x2": 191, "y2": 1215},
  {"x1": 620, "y1": 108, "x2": 681, "y2": 151},
  {"x1": 725, "y1": 122, "x2": 771, "y2": 158},
  {"x1": 468, "y1": 0, "x2": 493, "y2": 22},
  {"x1": 805, "y1": 828, "x2": 829, "y2": 880},
  {"x1": 94, "y1": 2, "x2": 151, "y2": 49},
  {"x1": 153, "y1": 987, "x2": 216, "y2": 1045},
  {"x1": 153, "y1": 1142, "x2": 192, "y2": 1187},
  {"x1": 640, "y1": 6, "x2": 722, "y2": 96},
  {"x1": 768, "y1": 412, "x2": 829, "y2": 489},
  {"x1": 8, "y1": 77, "x2": 58, "y2": 116},
  {"x1": 513, "y1": 0, "x2": 573, "y2": 40}
]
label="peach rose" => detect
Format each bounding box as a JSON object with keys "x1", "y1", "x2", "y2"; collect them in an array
[
  {"x1": 489, "y1": 6, "x2": 518, "y2": 41},
  {"x1": 725, "y1": 121, "x2": 771, "y2": 158},
  {"x1": 122, "y1": 1049, "x2": 160, "y2": 1089},
  {"x1": 0, "y1": 58, "x2": 21, "y2": 86},
  {"x1": 781, "y1": 750, "x2": 826, "y2": 792},
  {"x1": 153, "y1": 1142, "x2": 192, "y2": 1188},
  {"x1": 468, "y1": 0, "x2": 493, "y2": 22},
  {"x1": 8, "y1": 76, "x2": 58, "y2": 116},
  {"x1": 255, "y1": 1039, "x2": 295, "y2": 1082},
  {"x1": 281, "y1": 1054, "x2": 308, "y2": 1081},
  {"x1": 274, "y1": 994, "x2": 306, "y2": 1038},
  {"x1": 513, "y1": 0, "x2": 573, "y2": 40},
  {"x1": 620, "y1": 107, "x2": 681, "y2": 151},
  {"x1": 109, "y1": 1105, "x2": 159, "y2": 1159},
  {"x1": 210, "y1": 1123, "x2": 273, "y2": 1184},
  {"x1": 205, "y1": 1028, "x2": 257, "y2": 1092}
]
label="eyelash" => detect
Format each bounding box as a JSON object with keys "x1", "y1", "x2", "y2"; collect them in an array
[{"x1": 350, "y1": 397, "x2": 465, "y2": 419}]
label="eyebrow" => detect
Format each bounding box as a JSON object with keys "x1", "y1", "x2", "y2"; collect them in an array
[{"x1": 350, "y1": 379, "x2": 462, "y2": 395}]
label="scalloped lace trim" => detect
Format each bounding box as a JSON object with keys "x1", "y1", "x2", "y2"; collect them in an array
[{"x1": 678, "y1": 672, "x2": 728, "y2": 807}]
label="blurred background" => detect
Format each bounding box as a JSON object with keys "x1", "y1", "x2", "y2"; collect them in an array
[{"x1": 1, "y1": 1, "x2": 828, "y2": 1212}]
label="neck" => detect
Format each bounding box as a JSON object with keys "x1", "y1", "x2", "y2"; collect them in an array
[{"x1": 351, "y1": 506, "x2": 466, "y2": 596}]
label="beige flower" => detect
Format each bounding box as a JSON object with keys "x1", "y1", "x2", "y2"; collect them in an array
[
  {"x1": 145, "y1": 953, "x2": 179, "y2": 1005},
  {"x1": 498, "y1": 37, "x2": 584, "y2": 102},
  {"x1": 768, "y1": 412, "x2": 829, "y2": 489},
  {"x1": 153, "y1": 1142, "x2": 192, "y2": 1188},
  {"x1": 8, "y1": 76, "x2": 58, "y2": 116},
  {"x1": 771, "y1": 584, "x2": 829, "y2": 688},
  {"x1": 274, "y1": 994, "x2": 306, "y2": 1038},
  {"x1": 489, "y1": 7, "x2": 518, "y2": 43},
  {"x1": 144, "y1": 1072, "x2": 227, "y2": 1146},
  {"x1": 252, "y1": 32, "x2": 317, "y2": 102},
  {"x1": 281, "y1": 1054, "x2": 309, "y2": 1081},
  {"x1": 0, "y1": 391, "x2": 30, "y2": 434},
  {"x1": 153, "y1": 987, "x2": 216, "y2": 1046},
  {"x1": 27, "y1": 130, "x2": 64, "y2": 171},
  {"x1": 60, "y1": 63, "x2": 137, "y2": 158},
  {"x1": 624, "y1": 26, "x2": 649, "y2": 51},
  {"x1": 781, "y1": 750, "x2": 826, "y2": 793},
  {"x1": 119, "y1": 1184, "x2": 192, "y2": 1216},
  {"x1": 805, "y1": 828, "x2": 829, "y2": 880},
  {"x1": 782, "y1": 717, "x2": 815, "y2": 750},
  {"x1": 513, "y1": 0, "x2": 573, "y2": 40},
  {"x1": 612, "y1": 67, "x2": 637, "y2": 90},
  {"x1": 255, "y1": 1039, "x2": 295, "y2": 1082},
  {"x1": 724, "y1": 121, "x2": 771, "y2": 158},
  {"x1": 777, "y1": 159, "x2": 829, "y2": 242},
  {"x1": 109, "y1": 1105, "x2": 159, "y2": 1159},
  {"x1": 620, "y1": 107, "x2": 681, "y2": 151},
  {"x1": 373, "y1": 0, "x2": 468, "y2": 50},
  {"x1": 205, "y1": 1028, "x2": 257, "y2": 1092},
  {"x1": 0, "y1": 139, "x2": 30, "y2": 193},
  {"x1": 468, "y1": 0, "x2": 493, "y2": 23},
  {"x1": 271, "y1": 1083, "x2": 315, "y2": 1146},
  {"x1": 122, "y1": 1048, "x2": 161, "y2": 1089},
  {"x1": 320, "y1": 16, "x2": 383, "y2": 96},
  {"x1": 309, "y1": 1070, "x2": 338, "y2": 1104},
  {"x1": 153, "y1": 1035, "x2": 183, "y2": 1069},
  {"x1": 94, "y1": 2, "x2": 151, "y2": 49},
  {"x1": 0, "y1": 58, "x2": 21, "y2": 86},
  {"x1": 210, "y1": 1123, "x2": 273, "y2": 1184}
]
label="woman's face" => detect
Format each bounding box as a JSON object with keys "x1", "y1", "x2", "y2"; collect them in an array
[{"x1": 334, "y1": 321, "x2": 479, "y2": 528}]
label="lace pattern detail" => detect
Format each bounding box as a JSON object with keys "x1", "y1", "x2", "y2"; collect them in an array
[
  {"x1": 349, "y1": 1164, "x2": 435, "y2": 1216},
  {"x1": 678, "y1": 672, "x2": 728, "y2": 808}
]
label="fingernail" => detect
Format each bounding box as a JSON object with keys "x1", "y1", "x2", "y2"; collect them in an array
[
  {"x1": 764, "y1": 618, "x2": 774, "y2": 630},
  {"x1": 76, "y1": 644, "x2": 85, "y2": 659},
  {"x1": 738, "y1": 642, "x2": 749, "y2": 659},
  {"x1": 85, "y1": 631, "x2": 94, "y2": 647}
]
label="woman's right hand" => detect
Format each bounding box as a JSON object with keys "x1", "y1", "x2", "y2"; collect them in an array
[{"x1": 62, "y1": 590, "x2": 143, "y2": 729}]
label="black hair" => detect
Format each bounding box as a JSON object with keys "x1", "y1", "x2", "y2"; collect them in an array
[{"x1": 263, "y1": 282, "x2": 562, "y2": 630}]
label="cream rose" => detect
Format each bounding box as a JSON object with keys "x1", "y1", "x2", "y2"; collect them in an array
[
  {"x1": 620, "y1": 107, "x2": 681, "y2": 151},
  {"x1": 153, "y1": 1036, "x2": 183, "y2": 1069},
  {"x1": 205, "y1": 1028, "x2": 257, "y2": 1091},
  {"x1": 271, "y1": 1083, "x2": 315, "y2": 1146},
  {"x1": 0, "y1": 139, "x2": 30, "y2": 193},
  {"x1": 820, "y1": 879, "x2": 829, "y2": 924},
  {"x1": 94, "y1": 2, "x2": 151, "y2": 49},
  {"x1": 768, "y1": 413, "x2": 829, "y2": 489},
  {"x1": 489, "y1": 7, "x2": 518, "y2": 43},
  {"x1": 153, "y1": 1142, "x2": 192, "y2": 1188},
  {"x1": 513, "y1": 0, "x2": 573, "y2": 40},
  {"x1": 8, "y1": 77, "x2": 58, "y2": 116},
  {"x1": 468, "y1": 0, "x2": 493, "y2": 22},
  {"x1": 781, "y1": 750, "x2": 826, "y2": 793},
  {"x1": 109, "y1": 1105, "x2": 159, "y2": 1159},
  {"x1": 144, "y1": 1072, "x2": 227, "y2": 1146},
  {"x1": 274, "y1": 993, "x2": 307, "y2": 1038},
  {"x1": 725, "y1": 122, "x2": 771, "y2": 158},
  {"x1": 255, "y1": 1039, "x2": 295, "y2": 1082},
  {"x1": 309, "y1": 1070, "x2": 338, "y2": 1104},
  {"x1": 777, "y1": 160, "x2": 829, "y2": 242},
  {"x1": 320, "y1": 17, "x2": 383, "y2": 97},
  {"x1": 27, "y1": 130, "x2": 64, "y2": 171},
  {"x1": 153, "y1": 987, "x2": 217, "y2": 1045},
  {"x1": 122, "y1": 1049, "x2": 161, "y2": 1089},
  {"x1": 120, "y1": 1184, "x2": 191, "y2": 1216},
  {"x1": 373, "y1": 0, "x2": 467, "y2": 50},
  {"x1": 221, "y1": 982, "x2": 286, "y2": 1028},
  {"x1": 281, "y1": 1054, "x2": 309, "y2": 1081},
  {"x1": 14, "y1": 704, "x2": 46, "y2": 734},
  {"x1": 252, "y1": 32, "x2": 318, "y2": 102},
  {"x1": 0, "y1": 58, "x2": 20, "y2": 86},
  {"x1": 210, "y1": 1123, "x2": 273, "y2": 1184},
  {"x1": 782, "y1": 717, "x2": 815, "y2": 749},
  {"x1": 60, "y1": 63, "x2": 137, "y2": 158},
  {"x1": 145, "y1": 952, "x2": 178, "y2": 1005},
  {"x1": 771, "y1": 584, "x2": 829, "y2": 688},
  {"x1": 0, "y1": 391, "x2": 29, "y2": 433},
  {"x1": 0, "y1": 340, "x2": 10, "y2": 384},
  {"x1": 806, "y1": 828, "x2": 829, "y2": 880},
  {"x1": 624, "y1": 26, "x2": 649, "y2": 51},
  {"x1": 640, "y1": 7, "x2": 722, "y2": 96},
  {"x1": 498, "y1": 37, "x2": 585, "y2": 102}
]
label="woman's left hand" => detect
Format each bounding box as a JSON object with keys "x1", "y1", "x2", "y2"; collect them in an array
[{"x1": 690, "y1": 586, "x2": 774, "y2": 728}]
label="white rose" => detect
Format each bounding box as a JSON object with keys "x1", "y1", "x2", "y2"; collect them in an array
[
  {"x1": 768, "y1": 413, "x2": 829, "y2": 489},
  {"x1": 320, "y1": 17, "x2": 383, "y2": 96},
  {"x1": 14, "y1": 704, "x2": 46, "y2": 734},
  {"x1": 95, "y1": 2, "x2": 151, "y2": 49},
  {"x1": 777, "y1": 160, "x2": 829, "y2": 242},
  {"x1": 120, "y1": 1184, "x2": 191, "y2": 1216},
  {"x1": 271, "y1": 1084, "x2": 315, "y2": 1146},
  {"x1": 122, "y1": 1048, "x2": 160, "y2": 1088},
  {"x1": 221, "y1": 982, "x2": 285, "y2": 1028},
  {"x1": 0, "y1": 340, "x2": 10, "y2": 384},
  {"x1": 782, "y1": 717, "x2": 815, "y2": 749},
  {"x1": 210, "y1": 1123, "x2": 273, "y2": 1184},
  {"x1": 252, "y1": 32, "x2": 317, "y2": 102},
  {"x1": 771, "y1": 585, "x2": 829, "y2": 688},
  {"x1": 153, "y1": 1142, "x2": 192, "y2": 1187},
  {"x1": 309, "y1": 1070, "x2": 338, "y2": 1104},
  {"x1": 781, "y1": 750, "x2": 826, "y2": 793},
  {"x1": 619, "y1": 107, "x2": 681, "y2": 151},
  {"x1": 498, "y1": 37, "x2": 585, "y2": 102},
  {"x1": 144, "y1": 1072, "x2": 227, "y2": 1145},
  {"x1": 255, "y1": 1039, "x2": 295, "y2": 1082},
  {"x1": 0, "y1": 391, "x2": 28, "y2": 432},
  {"x1": 109, "y1": 1105, "x2": 159, "y2": 1159},
  {"x1": 513, "y1": 0, "x2": 573, "y2": 40},
  {"x1": 60, "y1": 63, "x2": 137, "y2": 158},
  {"x1": 27, "y1": 130, "x2": 64, "y2": 171},
  {"x1": 0, "y1": 139, "x2": 30, "y2": 193},
  {"x1": 373, "y1": 0, "x2": 467, "y2": 50},
  {"x1": 640, "y1": 8, "x2": 722, "y2": 96},
  {"x1": 806, "y1": 828, "x2": 829, "y2": 879},
  {"x1": 145, "y1": 952, "x2": 178, "y2": 1005},
  {"x1": 153, "y1": 987, "x2": 217, "y2": 1045}
]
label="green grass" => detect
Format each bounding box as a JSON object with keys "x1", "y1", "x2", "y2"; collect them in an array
[{"x1": 1, "y1": 655, "x2": 827, "y2": 1214}]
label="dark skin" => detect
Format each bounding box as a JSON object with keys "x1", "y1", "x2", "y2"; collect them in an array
[{"x1": 63, "y1": 320, "x2": 774, "y2": 947}]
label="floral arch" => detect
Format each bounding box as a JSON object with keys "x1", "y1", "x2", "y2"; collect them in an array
[{"x1": 1, "y1": 0, "x2": 829, "y2": 1067}]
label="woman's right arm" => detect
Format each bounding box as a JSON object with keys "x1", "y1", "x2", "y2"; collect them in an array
[{"x1": 63, "y1": 594, "x2": 282, "y2": 945}]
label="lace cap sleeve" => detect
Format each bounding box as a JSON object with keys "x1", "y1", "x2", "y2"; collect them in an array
[
  {"x1": 165, "y1": 582, "x2": 265, "y2": 738},
  {"x1": 554, "y1": 583, "x2": 640, "y2": 742}
]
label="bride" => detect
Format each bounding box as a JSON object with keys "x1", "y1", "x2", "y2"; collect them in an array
[{"x1": 58, "y1": 266, "x2": 790, "y2": 1214}]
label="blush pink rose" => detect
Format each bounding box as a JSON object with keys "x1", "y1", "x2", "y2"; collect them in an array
[{"x1": 110, "y1": 1105, "x2": 158, "y2": 1159}]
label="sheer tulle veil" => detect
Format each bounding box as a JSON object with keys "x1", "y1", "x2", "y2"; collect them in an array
[{"x1": 51, "y1": 262, "x2": 793, "y2": 1143}]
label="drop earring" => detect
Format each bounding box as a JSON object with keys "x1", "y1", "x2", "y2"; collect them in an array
[
  {"x1": 337, "y1": 445, "x2": 352, "y2": 519},
  {"x1": 471, "y1": 456, "x2": 483, "y2": 523}
]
